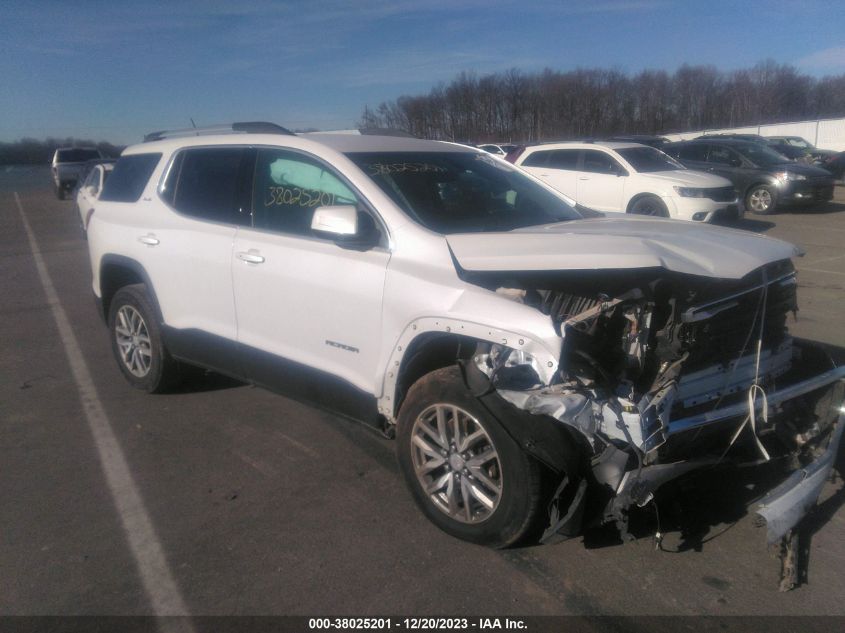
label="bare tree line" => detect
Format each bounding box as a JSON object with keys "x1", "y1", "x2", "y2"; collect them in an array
[
  {"x1": 359, "y1": 61, "x2": 845, "y2": 142},
  {"x1": 0, "y1": 138, "x2": 124, "y2": 165}
]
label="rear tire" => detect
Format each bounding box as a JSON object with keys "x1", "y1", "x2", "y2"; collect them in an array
[
  {"x1": 396, "y1": 366, "x2": 543, "y2": 548},
  {"x1": 108, "y1": 284, "x2": 179, "y2": 393},
  {"x1": 629, "y1": 195, "x2": 669, "y2": 217}
]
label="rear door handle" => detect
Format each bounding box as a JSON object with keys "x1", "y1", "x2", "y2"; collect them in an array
[
  {"x1": 138, "y1": 234, "x2": 159, "y2": 246},
  {"x1": 236, "y1": 250, "x2": 265, "y2": 264},
  {"x1": 578, "y1": 177, "x2": 590, "y2": 181}
]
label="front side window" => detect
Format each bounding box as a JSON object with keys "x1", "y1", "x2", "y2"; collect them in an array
[
  {"x1": 707, "y1": 146, "x2": 741, "y2": 166},
  {"x1": 581, "y1": 150, "x2": 621, "y2": 175},
  {"x1": 346, "y1": 151, "x2": 581, "y2": 234},
  {"x1": 674, "y1": 144, "x2": 708, "y2": 161},
  {"x1": 252, "y1": 149, "x2": 358, "y2": 236},
  {"x1": 167, "y1": 147, "x2": 251, "y2": 225},
  {"x1": 616, "y1": 146, "x2": 684, "y2": 173},
  {"x1": 100, "y1": 153, "x2": 161, "y2": 203}
]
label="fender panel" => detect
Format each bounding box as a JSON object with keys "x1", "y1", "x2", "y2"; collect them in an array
[{"x1": 378, "y1": 316, "x2": 561, "y2": 420}]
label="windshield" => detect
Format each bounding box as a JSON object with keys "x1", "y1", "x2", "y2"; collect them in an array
[
  {"x1": 736, "y1": 142, "x2": 792, "y2": 166},
  {"x1": 785, "y1": 137, "x2": 811, "y2": 149},
  {"x1": 616, "y1": 146, "x2": 685, "y2": 172},
  {"x1": 346, "y1": 151, "x2": 582, "y2": 234},
  {"x1": 57, "y1": 148, "x2": 100, "y2": 163}
]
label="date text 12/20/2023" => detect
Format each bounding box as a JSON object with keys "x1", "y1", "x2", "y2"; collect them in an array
[{"x1": 307, "y1": 617, "x2": 528, "y2": 630}]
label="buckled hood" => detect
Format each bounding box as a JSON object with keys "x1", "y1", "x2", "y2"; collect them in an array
[{"x1": 446, "y1": 216, "x2": 802, "y2": 280}]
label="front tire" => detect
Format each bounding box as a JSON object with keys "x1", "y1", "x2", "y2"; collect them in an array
[
  {"x1": 108, "y1": 284, "x2": 179, "y2": 393},
  {"x1": 396, "y1": 366, "x2": 542, "y2": 548},
  {"x1": 745, "y1": 184, "x2": 777, "y2": 215},
  {"x1": 628, "y1": 195, "x2": 669, "y2": 217}
]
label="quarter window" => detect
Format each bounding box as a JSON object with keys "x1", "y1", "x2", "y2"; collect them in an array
[{"x1": 252, "y1": 149, "x2": 358, "y2": 237}]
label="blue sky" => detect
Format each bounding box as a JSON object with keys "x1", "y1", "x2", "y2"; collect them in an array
[{"x1": 1, "y1": 0, "x2": 844, "y2": 144}]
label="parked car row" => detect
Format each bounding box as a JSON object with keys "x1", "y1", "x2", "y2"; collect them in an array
[{"x1": 501, "y1": 131, "x2": 836, "y2": 218}]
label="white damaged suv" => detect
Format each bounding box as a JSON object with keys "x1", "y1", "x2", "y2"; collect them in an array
[
  {"x1": 88, "y1": 123, "x2": 843, "y2": 549},
  {"x1": 510, "y1": 141, "x2": 740, "y2": 222}
]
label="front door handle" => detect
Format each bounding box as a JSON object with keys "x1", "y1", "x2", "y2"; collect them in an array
[
  {"x1": 138, "y1": 234, "x2": 159, "y2": 246},
  {"x1": 236, "y1": 250, "x2": 265, "y2": 264}
]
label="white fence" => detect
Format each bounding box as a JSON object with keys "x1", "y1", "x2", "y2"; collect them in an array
[{"x1": 664, "y1": 117, "x2": 845, "y2": 151}]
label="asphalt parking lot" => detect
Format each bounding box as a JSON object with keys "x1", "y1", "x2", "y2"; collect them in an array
[{"x1": 2, "y1": 166, "x2": 844, "y2": 618}]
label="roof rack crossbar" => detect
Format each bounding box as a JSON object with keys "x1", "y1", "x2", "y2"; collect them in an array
[{"x1": 143, "y1": 121, "x2": 295, "y2": 142}]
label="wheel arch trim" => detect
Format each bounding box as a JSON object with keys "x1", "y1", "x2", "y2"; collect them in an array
[
  {"x1": 378, "y1": 317, "x2": 560, "y2": 422},
  {"x1": 98, "y1": 254, "x2": 164, "y2": 325}
]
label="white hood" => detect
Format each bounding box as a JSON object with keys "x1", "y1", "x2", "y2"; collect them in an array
[
  {"x1": 446, "y1": 216, "x2": 801, "y2": 280},
  {"x1": 643, "y1": 169, "x2": 733, "y2": 188}
]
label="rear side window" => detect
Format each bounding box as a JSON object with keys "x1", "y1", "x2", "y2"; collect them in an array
[
  {"x1": 100, "y1": 154, "x2": 161, "y2": 203},
  {"x1": 165, "y1": 148, "x2": 252, "y2": 225},
  {"x1": 547, "y1": 150, "x2": 580, "y2": 169},
  {"x1": 521, "y1": 151, "x2": 550, "y2": 167}
]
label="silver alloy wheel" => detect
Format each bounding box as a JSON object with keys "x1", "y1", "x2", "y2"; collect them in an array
[
  {"x1": 114, "y1": 305, "x2": 152, "y2": 378},
  {"x1": 410, "y1": 403, "x2": 503, "y2": 523},
  {"x1": 748, "y1": 187, "x2": 773, "y2": 212}
]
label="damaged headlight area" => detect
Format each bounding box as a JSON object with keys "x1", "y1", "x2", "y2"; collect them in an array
[{"x1": 462, "y1": 260, "x2": 844, "y2": 567}]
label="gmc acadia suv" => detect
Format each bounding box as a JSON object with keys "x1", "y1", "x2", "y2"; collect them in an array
[{"x1": 88, "y1": 122, "x2": 844, "y2": 549}]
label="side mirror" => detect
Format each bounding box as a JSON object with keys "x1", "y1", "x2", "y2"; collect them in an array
[
  {"x1": 311, "y1": 205, "x2": 381, "y2": 251},
  {"x1": 311, "y1": 205, "x2": 358, "y2": 236}
]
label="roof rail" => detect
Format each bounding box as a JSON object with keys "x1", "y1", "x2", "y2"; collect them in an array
[
  {"x1": 143, "y1": 121, "x2": 295, "y2": 143},
  {"x1": 357, "y1": 127, "x2": 417, "y2": 138}
]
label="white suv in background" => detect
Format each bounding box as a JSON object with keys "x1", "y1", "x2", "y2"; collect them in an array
[
  {"x1": 510, "y1": 141, "x2": 740, "y2": 222},
  {"x1": 86, "y1": 122, "x2": 843, "y2": 551}
]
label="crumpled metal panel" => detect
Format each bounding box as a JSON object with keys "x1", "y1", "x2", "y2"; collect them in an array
[{"x1": 756, "y1": 413, "x2": 844, "y2": 544}]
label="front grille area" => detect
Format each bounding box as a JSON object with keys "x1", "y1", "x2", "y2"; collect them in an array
[
  {"x1": 813, "y1": 185, "x2": 834, "y2": 201},
  {"x1": 678, "y1": 272, "x2": 797, "y2": 373},
  {"x1": 705, "y1": 186, "x2": 737, "y2": 202},
  {"x1": 538, "y1": 291, "x2": 600, "y2": 323}
]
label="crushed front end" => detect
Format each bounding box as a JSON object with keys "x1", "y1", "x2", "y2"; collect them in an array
[{"x1": 463, "y1": 259, "x2": 845, "y2": 552}]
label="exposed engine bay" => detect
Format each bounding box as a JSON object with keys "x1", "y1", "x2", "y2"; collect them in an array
[{"x1": 459, "y1": 258, "x2": 843, "y2": 584}]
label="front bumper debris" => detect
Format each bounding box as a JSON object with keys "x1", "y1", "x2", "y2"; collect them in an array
[{"x1": 755, "y1": 412, "x2": 844, "y2": 544}]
